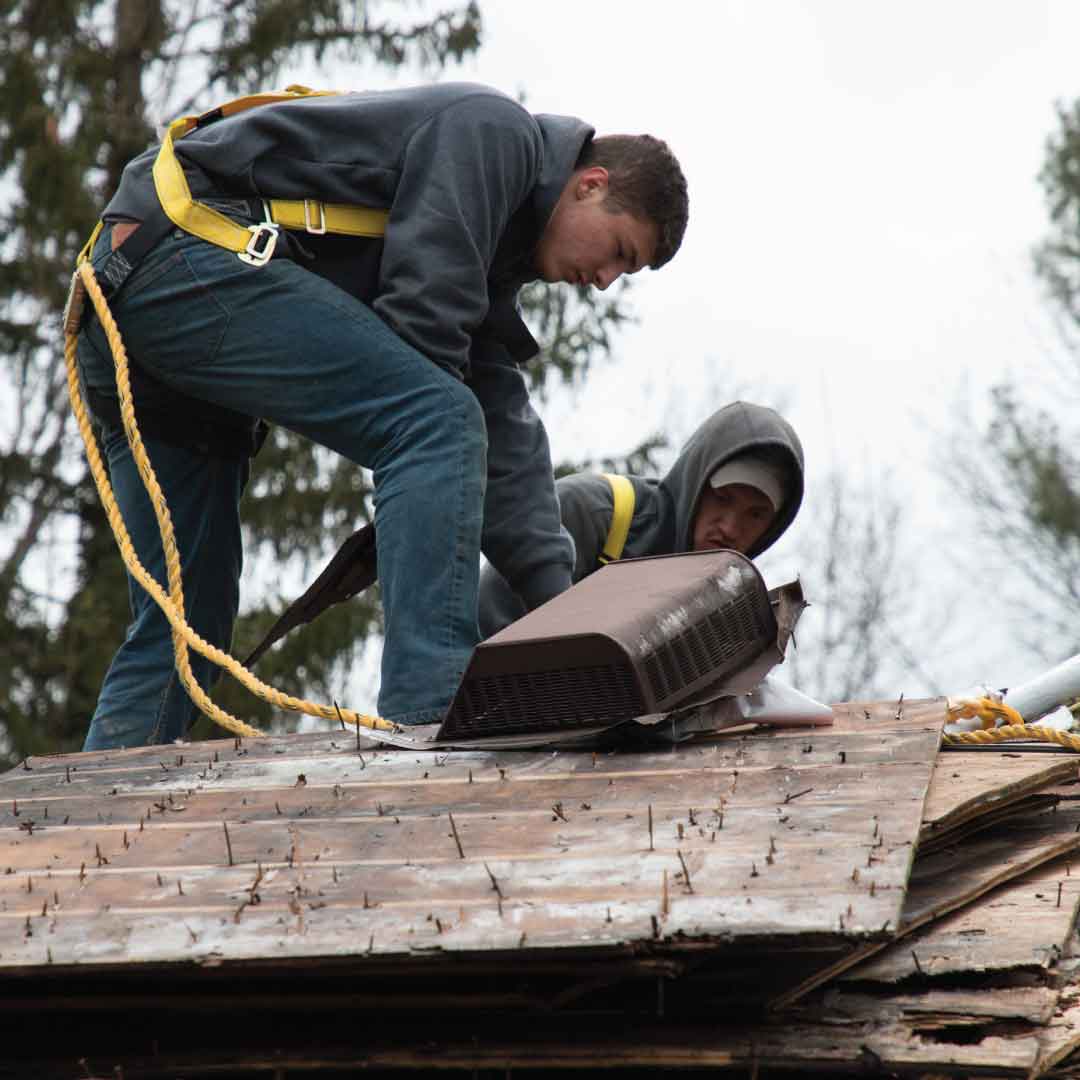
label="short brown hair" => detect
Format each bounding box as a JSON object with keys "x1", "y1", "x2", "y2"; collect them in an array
[{"x1": 578, "y1": 135, "x2": 688, "y2": 269}]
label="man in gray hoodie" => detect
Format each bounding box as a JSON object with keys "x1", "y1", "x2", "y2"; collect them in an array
[
  {"x1": 478, "y1": 401, "x2": 804, "y2": 637},
  {"x1": 75, "y1": 82, "x2": 688, "y2": 747}
]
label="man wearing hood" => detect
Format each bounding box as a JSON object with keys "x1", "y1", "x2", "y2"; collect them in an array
[
  {"x1": 75, "y1": 82, "x2": 689, "y2": 747},
  {"x1": 478, "y1": 401, "x2": 803, "y2": 637}
]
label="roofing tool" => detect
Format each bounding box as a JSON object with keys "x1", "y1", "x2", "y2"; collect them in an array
[{"x1": 436, "y1": 549, "x2": 808, "y2": 744}]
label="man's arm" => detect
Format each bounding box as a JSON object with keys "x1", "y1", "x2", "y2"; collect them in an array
[
  {"x1": 470, "y1": 342, "x2": 573, "y2": 612},
  {"x1": 374, "y1": 92, "x2": 543, "y2": 377},
  {"x1": 554, "y1": 472, "x2": 617, "y2": 581}
]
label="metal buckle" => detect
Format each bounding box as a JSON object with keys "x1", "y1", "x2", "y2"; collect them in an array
[
  {"x1": 303, "y1": 200, "x2": 327, "y2": 235},
  {"x1": 238, "y1": 222, "x2": 279, "y2": 266},
  {"x1": 62, "y1": 270, "x2": 88, "y2": 336}
]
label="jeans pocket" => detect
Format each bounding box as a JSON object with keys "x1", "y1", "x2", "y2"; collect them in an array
[{"x1": 111, "y1": 237, "x2": 232, "y2": 372}]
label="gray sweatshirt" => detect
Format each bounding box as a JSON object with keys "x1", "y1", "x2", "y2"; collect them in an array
[
  {"x1": 103, "y1": 82, "x2": 588, "y2": 610},
  {"x1": 478, "y1": 401, "x2": 805, "y2": 635}
]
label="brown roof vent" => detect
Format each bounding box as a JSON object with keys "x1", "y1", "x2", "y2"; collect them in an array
[{"x1": 438, "y1": 550, "x2": 776, "y2": 741}]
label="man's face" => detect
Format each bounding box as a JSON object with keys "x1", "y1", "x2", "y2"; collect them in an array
[
  {"x1": 692, "y1": 484, "x2": 777, "y2": 555},
  {"x1": 534, "y1": 166, "x2": 658, "y2": 290}
]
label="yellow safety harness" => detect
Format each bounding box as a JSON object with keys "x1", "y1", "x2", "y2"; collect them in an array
[
  {"x1": 64, "y1": 87, "x2": 398, "y2": 738},
  {"x1": 597, "y1": 473, "x2": 635, "y2": 565}
]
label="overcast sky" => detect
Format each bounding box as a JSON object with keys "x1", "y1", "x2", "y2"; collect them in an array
[{"x1": 289, "y1": 1, "x2": 1080, "y2": 703}]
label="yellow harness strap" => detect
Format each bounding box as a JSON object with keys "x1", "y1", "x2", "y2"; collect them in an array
[
  {"x1": 151, "y1": 85, "x2": 388, "y2": 264},
  {"x1": 598, "y1": 474, "x2": 635, "y2": 565}
]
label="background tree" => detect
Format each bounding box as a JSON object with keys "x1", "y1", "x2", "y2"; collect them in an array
[
  {"x1": 945, "y1": 98, "x2": 1080, "y2": 663},
  {"x1": 0, "y1": 0, "x2": 634, "y2": 762}
]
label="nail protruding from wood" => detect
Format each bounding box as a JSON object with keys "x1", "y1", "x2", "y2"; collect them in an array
[
  {"x1": 648, "y1": 804, "x2": 655, "y2": 852},
  {"x1": 448, "y1": 812, "x2": 465, "y2": 859},
  {"x1": 223, "y1": 821, "x2": 234, "y2": 867},
  {"x1": 911, "y1": 949, "x2": 923, "y2": 975},
  {"x1": 677, "y1": 849, "x2": 694, "y2": 894}
]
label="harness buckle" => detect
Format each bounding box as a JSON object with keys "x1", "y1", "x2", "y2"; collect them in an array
[
  {"x1": 303, "y1": 200, "x2": 327, "y2": 235},
  {"x1": 63, "y1": 269, "x2": 88, "y2": 336},
  {"x1": 238, "y1": 222, "x2": 279, "y2": 266}
]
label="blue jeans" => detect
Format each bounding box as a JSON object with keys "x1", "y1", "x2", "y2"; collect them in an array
[{"x1": 79, "y1": 224, "x2": 486, "y2": 747}]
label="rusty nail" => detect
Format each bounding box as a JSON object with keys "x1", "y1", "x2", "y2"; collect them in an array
[
  {"x1": 688, "y1": 808, "x2": 697, "y2": 826},
  {"x1": 156, "y1": 873, "x2": 163, "y2": 887},
  {"x1": 551, "y1": 802, "x2": 567, "y2": 823},
  {"x1": 839, "y1": 750, "x2": 847, "y2": 764},
  {"x1": 435, "y1": 917, "x2": 444, "y2": 934},
  {"x1": 25, "y1": 875, "x2": 32, "y2": 893},
  {"x1": 1058, "y1": 882, "x2": 1064, "y2": 908},
  {"x1": 895, "y1": 692, "x2": 905, "y2": 721},
  {"x1": 79, "y1": 863, "x2": 86, "y2": 882},
  {"x1": 448, "y1": 811, "x2": 465, "y2": 859},
  {"x1": 177, "y1": 879, "x2": 184, "y2": 896},
  {"x1": 677, "y1": 822, "x2": 684, "y2": 841},
  {"x1": 332, "y1": 866, "x2": 339, "y2": 884},
  {"x1": 911, "y1": 949, "x2": 923, "y2": 975},
  {"x1": 870, "y1": 880, "x2": 876, "y2": 897},
  {"x1": 499, "y1": 768, "x2": 507, "y2": 781},
  {"x1": 606, "y1": 907, "x2": 612, "y2": 923},
  {"x1": 851, "y1": 867, "x2": 860, "y2": 883},
  {"x1": 677, "y1": 849, "x2": 694, "y2": 894},
  {"x1": 483, "y1": 861, "x2": 503, "y2": 899},
  {"x1": 648, "y1": 804, "x2": 655, "y2": 851},
  {"x1": 122, "y1": 831, "x2": 129, "y2": 849},
  {"x1": 12, "y1": 799, "x2": 17, "y2": 816},
  {"x1": 750, "y1": 862, "x2": 759, "y2": 878},
  {"x1": 518, "y1": 932, "x2": 527, "y2": 948},
  {"x1": 223, "y1": 821, "x2": 234, "y2": 867},
  {"x1": 65, "y1": 766, "x2": 71, "y2": 783},
  {"x1": 275, "y1": 802, "x2": 282, "y2": 816},
  {"x1": 651, "y1": 914, "x2": 660, "y2": 939},
  {"x1": 784, "y1": 787, "x2": 813, "y2": 804},
  {"x1": 769, "y1": 836, "x2": 777, "y2": 856}
]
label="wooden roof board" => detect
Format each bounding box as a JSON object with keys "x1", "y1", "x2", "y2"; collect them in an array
[
  {"x1": 845, "y1": 853, "x2": 1080, "y2": 984},
  {"x1": 772, "y1": 778, "x2": 1080, "y2": 1008},
  {"x1": 0, "y1": 712, "x2": 943, "y2": 979}
]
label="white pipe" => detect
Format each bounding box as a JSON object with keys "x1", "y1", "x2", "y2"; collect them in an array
[{"x1": 1003, "y1": 652, "x2": 1080, "y2": 722}]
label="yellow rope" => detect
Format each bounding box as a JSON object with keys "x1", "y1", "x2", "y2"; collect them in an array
[
  {"x1": 942, "y1": 696, "x2": 1080, "y2": 751},
  {"x1": 64, "y1": 258, "x2": 396, "y2": 736}
]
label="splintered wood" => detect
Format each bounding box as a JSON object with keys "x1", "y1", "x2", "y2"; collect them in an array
[{"x1": 0, "y1": 719, "x2": 940, "y2": 978}]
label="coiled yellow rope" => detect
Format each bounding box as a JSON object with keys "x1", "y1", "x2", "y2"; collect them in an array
[
  {"x1": 64, "y1": 259, "x2": 396, "y2": 736},
  {"x1": 943, "y1": 696, "x2": 1080, "y2": 751}
]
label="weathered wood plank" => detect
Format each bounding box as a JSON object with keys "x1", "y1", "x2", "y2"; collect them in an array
[
  {"x1": 847, "y1": 857, "x2": 1080, "y2": 983},
  {"x1": 921, "y1": 753, "x2": 1078, "y2": 840},
  {"x1": 0, "y1": 724, "x2": 940, "y2": 978},
  {"x1": 773, "y1": 805, "x2": 1080, "y2": 1006}
]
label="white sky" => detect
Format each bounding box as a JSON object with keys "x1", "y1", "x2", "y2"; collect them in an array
[{"x1": 290, "y1": 1, "x2": 1080, "y2": 704}]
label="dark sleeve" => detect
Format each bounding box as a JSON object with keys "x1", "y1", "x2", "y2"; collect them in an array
[
  {"x1": 373, "y1": 94, "x2": 543, "y2": 376},
  {"x1": 469, "y1": 341, "x2": 574, "y2": 610},
  {"x1": 556, "y1": 473, "x2": 616, "y2": 581},
  {"x1": 476, "y1": 561, "x2": 527, "y2": 640}
]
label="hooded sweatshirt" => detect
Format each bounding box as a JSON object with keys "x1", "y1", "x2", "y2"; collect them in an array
[
  {"x1": 477, "y1": 401, "x2": 805, "y2": 636},
  {"x1": 96, "y1": 83, "x2": 590, "y2": 611}
]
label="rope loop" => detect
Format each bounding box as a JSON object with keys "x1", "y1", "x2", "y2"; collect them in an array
[{"x1": 64, "y1": 257, "x2": 396, "y2": 737}]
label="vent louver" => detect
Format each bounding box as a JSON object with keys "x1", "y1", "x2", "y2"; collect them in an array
[{"x1": 438, "y1": 550, "x2": 775, "y2": 741}]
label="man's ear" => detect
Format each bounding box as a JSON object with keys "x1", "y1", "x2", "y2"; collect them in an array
[{"x1": 575, "y1": 165, "x2": 610, "y2": 200}]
